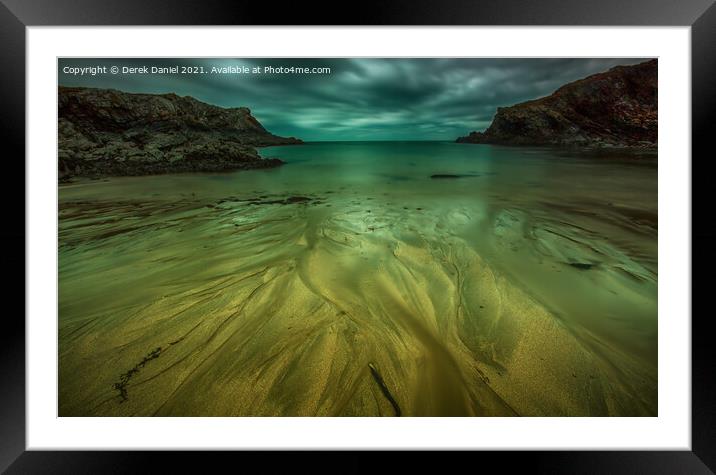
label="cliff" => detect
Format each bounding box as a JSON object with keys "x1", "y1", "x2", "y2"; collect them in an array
[
  {"x1": 457, "y1": 59, "x2": 657, "y2": 148},
  {"x1": 58, "y1": 86, "x2": 302, "y2": 180}
]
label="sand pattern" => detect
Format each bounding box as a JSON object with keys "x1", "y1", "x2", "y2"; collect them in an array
[{"x1": 59, "y1": 174, "x2": 656, "y2": 416}]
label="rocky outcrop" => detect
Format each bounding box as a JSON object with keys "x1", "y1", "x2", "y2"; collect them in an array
[
  {"x1": 58, "y1": 86, "x2": 302, "y2": 180},
  {"x1": 457, "y1": 59, "x2": 657, "y2": 148}
]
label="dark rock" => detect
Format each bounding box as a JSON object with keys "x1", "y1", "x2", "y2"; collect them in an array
[
  {"x1": 248, "y1": 196, "x2": 312, "y2": 206},
  {"x1": 568, "y1": 262, "x2": 598, "y2": 270},
  {"x1": 456, "y1": 132, "x2": 487, "y2": 144},
  {"x1": 457, "y1": 60, "x2": 657, "y2": 148},
  {"x1": 430, "y1": 174, "x2": 479, "y2": 179},
  {"x1": 285, "y1": 196, "x2": 311, "y2": 204},
  {"x1": 58, "y1": 86, "x2": 302, "y2": 180}
]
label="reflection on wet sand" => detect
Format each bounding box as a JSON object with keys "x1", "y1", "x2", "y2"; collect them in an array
[{"x1": 58, "y1": 142, "x2": 657, "y2": 416}]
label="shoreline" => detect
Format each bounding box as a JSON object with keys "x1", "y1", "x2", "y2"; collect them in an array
[{"x1": 58, "y1": 156, "x2": 286, "y2": 184}]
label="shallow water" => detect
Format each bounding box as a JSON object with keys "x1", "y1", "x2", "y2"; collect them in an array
[{"x1": 58, "y1": 141, "x2": 657, "y2": 416}]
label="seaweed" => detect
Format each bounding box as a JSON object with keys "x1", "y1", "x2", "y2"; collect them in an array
[{"x1": 112, "y1": 347, "x2": 163, "y2": 403}]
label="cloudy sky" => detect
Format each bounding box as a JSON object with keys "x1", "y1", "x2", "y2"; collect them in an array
[{"x1": 58, "y1": 58, "x2": 648, "y2": 141}]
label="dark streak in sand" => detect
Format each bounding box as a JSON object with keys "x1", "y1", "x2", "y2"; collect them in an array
[{"x1": 368, "y1": 362, "x2": 402, "y2": 416}]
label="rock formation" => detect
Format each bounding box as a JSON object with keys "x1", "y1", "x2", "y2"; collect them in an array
[
  {"x1": 457, "y1": 59, "x2": 657, "y2": 148},
  {"x1": 58, "y1": 86, "x2": 302, "y2": 180}
]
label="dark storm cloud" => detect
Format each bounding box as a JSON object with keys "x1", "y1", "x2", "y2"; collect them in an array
[{"x1": 58, "y1": 58, "x2": 649, "y2": 141}]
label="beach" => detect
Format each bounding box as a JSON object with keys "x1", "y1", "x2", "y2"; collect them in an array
[{"x1": 58, "y1": 142, "x2": 657, "y2": 416}]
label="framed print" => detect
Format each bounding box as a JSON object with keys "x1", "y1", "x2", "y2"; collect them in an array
[{"x1": 4, "y1": 0, "x2": 715, "y2": 472}]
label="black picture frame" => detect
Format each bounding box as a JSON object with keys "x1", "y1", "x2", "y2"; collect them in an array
[{"x1": 3, "y1": 0, "x2": 714, "y2": 472}]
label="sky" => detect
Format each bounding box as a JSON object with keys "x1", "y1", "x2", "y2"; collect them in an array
[{"x1": 58, "y1": 58, "x2": 648, "y2": 141}]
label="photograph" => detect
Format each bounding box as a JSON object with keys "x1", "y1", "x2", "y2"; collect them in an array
[{"x1": 57, "y1": 57, "x2": 658, "y2": 417}]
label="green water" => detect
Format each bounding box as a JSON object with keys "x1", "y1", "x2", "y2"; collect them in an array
[{"x1": 58, "y1": 141, "x2": 657, "y2": 416}]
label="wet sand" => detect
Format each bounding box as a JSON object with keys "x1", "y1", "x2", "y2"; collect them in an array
[{"x1": 58, "y1": 142, "x2": 657, "y2": 416}]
